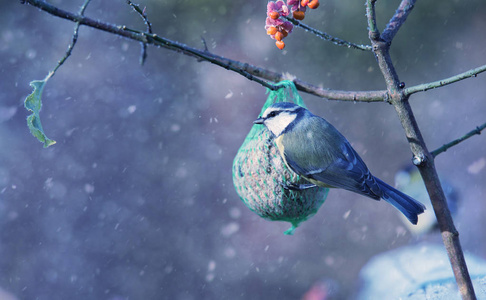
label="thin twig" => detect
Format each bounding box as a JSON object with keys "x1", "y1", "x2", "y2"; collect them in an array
[
  {"x1": 284, "y1": 17, "x2": 372, "y2": 51},
  {"x1": 366, "y1": 0, "x2": 400, "y2": 90},
  {"x1": 431, "y1": 122, "x2": 486, "y2": 158},
  {"x1": 200, "y1": 37, "x2": 209, "y2": 52},
  {"x1": 366, "y1": 0, "x2": 380, "y2": 40},
  {"x1": 404, "y1": 64, "x2": 486, "y2": 96},
  {"x1": 21, "y1": 0, "x2": 386, "y2": 101},
  {"x1": 50, "y1": 0, "x2": 91, "y2": 77},
  {"x1": 126, "y1": 0, "x2": 152, "y2": 33},
  {"x1": 127, "y1": 0, "x2": 152, "y2": 65},
  {"x1": 381, "y1": 0, "x2": 416, "y2": 43}
]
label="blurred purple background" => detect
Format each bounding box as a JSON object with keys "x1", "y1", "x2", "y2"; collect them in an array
[{"x1": 1, "y1": 0, "x2": 485, "y2": 299}]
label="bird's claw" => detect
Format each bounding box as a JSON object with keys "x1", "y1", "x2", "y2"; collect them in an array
[{"x1": 282, "y1": 182, "x2": 317, "y2": 191}]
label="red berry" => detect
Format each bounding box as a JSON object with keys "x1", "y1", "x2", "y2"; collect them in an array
[
  {"x1": 293, "y1": 11, "x2": 305, "y2": 20},
  {"x1": 274, "y1": 31, "x2": 284, "y2": 41},
  {"x1": 301, "y1": 0, "x2": 309, "y2": 6},
  {"x1": 281, "y1": 30, "x2": 288, "y2": 38},
  {"x1": 267, "y1": 26, "x2": 278, "y2": 35},
  {"x1": 276, "y1": 40, "x2": 285, "y2": 50},
  {"x1": 269, "y1": 11, "x2": 279, "y2": 19},
  {"x1": 308, "y1": 0, "x2": 319, "y2": 9}
]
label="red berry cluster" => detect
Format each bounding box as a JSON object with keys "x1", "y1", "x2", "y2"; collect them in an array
[
  {"x1": 292, "y1": 0, "x2": 320, "y2": 21},
  {"x1": 265, "y1": 0, "x2": 320, "y2": 50}
]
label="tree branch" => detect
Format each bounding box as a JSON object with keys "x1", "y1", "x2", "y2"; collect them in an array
[
  {"x1": 126, "y1": 0, "x2": 153, "y2": 65},
  {"x1": 404, "y1": 64, "x2": 486, "y2": 96},
  {"x1": 381, "y1": 0, "x2": 416, "y2": 43},
  {"x1": 366, "y1": 0, "x2": 400, "y2": 91},
  {"x1": 21, "y1": 0, "x2": 387, "y2": 102},
  {"x1": 366, "y1": 1, "x2": 477, "y2": 299},
  {"x1": 127, "y1": 0, "x2": 152, "y2": 33},
  {"x1": 23, "y1": 0, "x2": 282, "y2": 90},
  {"x1": 50, "y1": 0, "x2": 91, "y2": 77},
  {"x1": 366, "y1": 0, "x2": 380, "y2": 41},
  {"x1": 284, "y1": 17, "x2": 372, "y2": 51},
  {"x1": 431, "y1": 122, "x2": 486, "y2": 158}
]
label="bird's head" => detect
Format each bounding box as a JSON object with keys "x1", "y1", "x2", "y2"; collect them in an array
[{"x1": 254, "y1": 102, "x2": 304, "y2": 137}]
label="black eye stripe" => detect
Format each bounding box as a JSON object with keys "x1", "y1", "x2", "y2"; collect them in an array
[
  {"x1": 268, "y1": 111, "x2": 278, "y2": 118},
  {"x1": 264, "y1": 108, "x2": 298, "y2": 119}
]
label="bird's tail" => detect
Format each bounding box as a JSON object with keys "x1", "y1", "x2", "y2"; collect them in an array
[{"x1": 375, "y1": 177, "x2": 426, "y2": 225}]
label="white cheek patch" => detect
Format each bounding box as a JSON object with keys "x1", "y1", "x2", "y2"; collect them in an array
[{"x1": 265, "y1": 112, "x2": 297, "y2": 137}]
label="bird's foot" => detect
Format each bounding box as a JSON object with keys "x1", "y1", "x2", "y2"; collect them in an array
[{"x1": 282, "y1": 182, "x2": 317, "y2": 191}]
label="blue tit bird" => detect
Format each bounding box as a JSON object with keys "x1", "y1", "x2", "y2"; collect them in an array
[{"x1": 253, "y1": 102, "x2": 426, "y2": 224}]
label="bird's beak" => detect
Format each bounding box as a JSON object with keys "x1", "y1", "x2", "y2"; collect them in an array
[{"x1": 253, "y1": 117, "x2": 264, "y2": 125}]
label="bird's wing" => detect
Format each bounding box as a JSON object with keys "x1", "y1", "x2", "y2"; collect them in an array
[{"x1": 282, "y1": 117, "x2": 382, "y2": 199}]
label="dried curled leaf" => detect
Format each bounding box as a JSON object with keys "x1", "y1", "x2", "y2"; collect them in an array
[{"x1": 24, "y1": 78, "x2": 56, "y2": 148}]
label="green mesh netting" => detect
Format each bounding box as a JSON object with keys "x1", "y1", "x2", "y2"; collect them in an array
[{"x1": 232, "y1": 81, "x2": 329, "y2": 235}]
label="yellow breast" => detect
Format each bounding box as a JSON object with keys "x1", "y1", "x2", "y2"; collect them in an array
[{"x1": 275, "y1": 135, "x2": 286, "y2": 163}]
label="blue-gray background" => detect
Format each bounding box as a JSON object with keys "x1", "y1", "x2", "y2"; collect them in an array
[{"x1": 1, "y1": 0, "x2": 485, "y2": 299}]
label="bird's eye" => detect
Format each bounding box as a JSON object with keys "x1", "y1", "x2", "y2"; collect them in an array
[{"x1": 268, "y1": 111, "x2": 278, "y2": 118}]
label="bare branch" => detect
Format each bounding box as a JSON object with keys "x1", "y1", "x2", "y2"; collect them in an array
[
  {"x1": 431, "y1": 122, "x2": 486, "y2": 158},
  {"x1": 23, "y1": 0, "x2": 282, "y2": 91},
  {"x1": 291, "y1": 80, "x2": 386, "y2": 102},
  {"x1": 366, "y1": 0, "x2": 380, "y2": 41},
  {"x1": 366, "y1": 0, "x2": 477, "y2": 298},
  {"x1": 284, "y1": 17, "x2": 372, "y2": 51},
  {"x1": 127, "y1": 0, "x2": 152, "y2": 65},
  {"x1": 50, "y1": 0, "x2": 91, "y2": 77},
  {"x1": 381, "y1": 0, "x2": 416, "y2": 43},
  {"x1": 21, "y1": 0, "x2": 386, "y2": 101},
  {"x1": 404, "y1": 64, "x2": 486, "y2": 96},
  {"x1": 126, "y1": 0, "x2": 152, "y2": 33}
]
